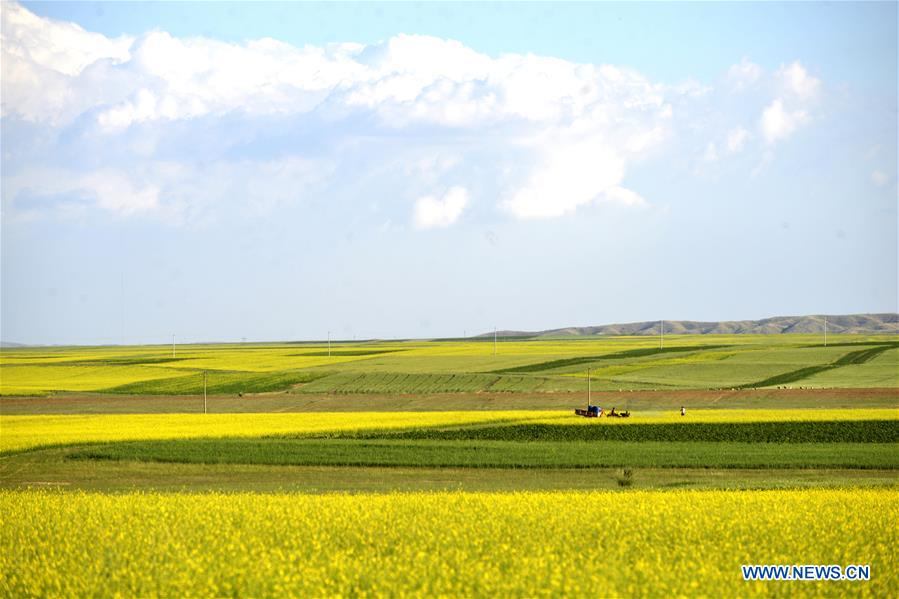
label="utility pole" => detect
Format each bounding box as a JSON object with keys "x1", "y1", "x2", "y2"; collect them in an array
[
  {"x1": 327, "y1": 331, "x2": 331, "y2": 357},
  {"x1": 120, "y1": 272, "x2": 125, "y2": 346},
  {"x1": 203, "y1": 371, "x2": 207, "y2": 414},
  {"x1": 587, "y1": 368, "x2": 591, "y2": 409},
  {"x1": 172, "y1": 334, "x2": 175, "y2": 358},
  {"x1": 660, "y1": 320, "x2": 664, "y2": 350},
  {"x1": 824, "y1": 316, "x2": 827, "y2": 347},
  {"x1": 494, "y1": 326, "x2": 497, "y2": 357}
]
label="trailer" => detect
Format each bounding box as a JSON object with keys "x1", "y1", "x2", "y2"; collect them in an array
[{"x1": 575, "y1": 406, "x2": 601, "y2": 418}]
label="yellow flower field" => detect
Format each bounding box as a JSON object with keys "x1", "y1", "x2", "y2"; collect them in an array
[
  {"x1": 2, "y1": 408, "x2": 896, "y2": 453},
  {"x1": 0, "y1": 411, "x2": 562, "y2": 453},
  {"x1": 2, "y1": 409, "x2": 897, "y2": 454},
  {"x1": 1, "y1": 488, "x2": 896, "y2": 597}
]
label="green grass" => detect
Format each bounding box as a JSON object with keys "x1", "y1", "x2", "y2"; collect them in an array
[
  {"x1": 68, "y1": 438, "x2": 899, "y2": 469},
  {"x1": 3, "y1": 458, "x2": 896, "y2": 493},
  {"x1": 490, "y1": 345, "x2": 732, "y2": 374},
  {"x1": 102, "y1": 370, "x2": 328, "y2": 395},
  {"x1": 295, "y1": 372, "x2": 590, "y2": 394},
  {"x1": 351, "y1": 420, "x2": 899, "y2": 443},
  {"x1": 737, "y1": 344, "x2": 898, "y2": 388},
  {"x1": 2, "y1": 334, "x2": 897, "y2": 396}
]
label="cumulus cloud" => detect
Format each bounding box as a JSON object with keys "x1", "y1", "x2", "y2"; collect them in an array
[
  {"x1": 0, "y1": 2, "x2": 131, "y2": 76},
  {"x1": 501, "y1": 135, "x2": 630, "y2": 219},
  {"x1": 702, "y1": 126, "x2": 752, "y2": 162},
  {"x1": 755, "y1": 61, "x2": 820, "y2": 145},
  {"x1": 0, "y1": 3, "x2": 825, "y2": 225},
  {"x1": 413, "y1": 186, "x2": 469, "y2": 229},
  {"x1": 2, "y1": 13, "x2": 667, "y2": 134},
  {"x1": 725, "y1": 127, "x2": 751, "y2": 153},
  {"x1": 761, "y1": 99, "x2": 809, "y2": 144},
  {"x1": 775, "y1": 61, "x2": 821, "y2": 101},
  {"x1": 600, "y1": 186, "x2": 648, "y2": 207},
  {"x1": 726, "y1": 58, "x2": 762, "y2": 92}
]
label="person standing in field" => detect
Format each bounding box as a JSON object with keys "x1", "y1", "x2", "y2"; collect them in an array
[{"x1": 680, "y1": 406, "x2": 686, "y2": 416}]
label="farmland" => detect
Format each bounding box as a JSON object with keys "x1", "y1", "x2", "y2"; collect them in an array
[
  {"x1": 2, "y1": 334, "x2": 897, "y2": 396},
  {"x1": 2, "y1": 489, "x2": 896, "y2": 597},
  {"x1": 1, "y1": 335, "x2": 897, "y2": 596}
]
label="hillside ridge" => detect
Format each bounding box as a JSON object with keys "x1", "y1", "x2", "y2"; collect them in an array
[{"x1": 480, "y1": 313, "x2": 899, "y2": 338}]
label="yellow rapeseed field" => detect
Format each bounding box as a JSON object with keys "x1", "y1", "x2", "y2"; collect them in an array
[
  {"x1": 1, "y1": 488, "x2": 896, "y2": 597},
  {"x1": 2, "y1": 409, "x2": 896, "y2": 453},
  {"x1": 0, "y1": 411, "x2": 564, "y2": 453}
]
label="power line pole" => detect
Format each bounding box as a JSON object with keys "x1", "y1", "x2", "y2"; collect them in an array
[
  {"x1": 824, "y1": 316, "x2": 827, "y2": 347},
  {"x1": 327, "y1": 331, "x2": 331, "y2": 357},
  {"x1": 587, "y1": 368, "x2": 591, "y2": 409},
  {"x1": 660, "y1": 320, "x2": 664, "y2": 350},
  {"x1": 203, "y1": 371, "x2": 207, "y2": 414},
  {"x1": 494, "y1": 326, "x2": 497, "y2": 357},
  {"x1": 120, "y1": 272, "x2": 125, "y2": 346},
  {"x1": 172, "y1": 334, "x2": 175, "y2": 358}
]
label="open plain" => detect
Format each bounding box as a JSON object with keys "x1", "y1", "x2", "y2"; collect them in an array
[{"x1": 1, "y1": 333, "x2": 897, "y2": 596}]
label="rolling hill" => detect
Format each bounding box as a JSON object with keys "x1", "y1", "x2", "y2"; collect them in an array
[{"x1": 482, "y1": 313, "x2": 899, "y2": 338}]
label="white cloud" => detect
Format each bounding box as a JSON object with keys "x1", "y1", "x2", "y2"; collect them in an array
[
  {"x1": 2, "y1": 157, "x2": 330, "y2": 223},
  {"x1": 871, "y1": 170, "x2": 889, "y2": 187},
  {"x1": 1, "y1": 11, "x2": 666, "y2": 133},
  {"x1": 0, "y1": 2, "x2": 131, "y2": 76},
  {"x1": 701, "y1": 127, "x2": 750, "y2": 163},
  {"x1": 413, "y1": 186, "x2": 469, "y2": 229},
  {"x1": 725, "y1": 127, "x2": 751, "y2": 153},
  {"x1": 702, "y1": 142, "x2": 719, "y2": 162},
  {"x1": 726, "y1": 58, "x2": 762, "y2": 92},
  {"x1": 2, "y1": 167, "x2": 158, "y2": 216},
  {"x1": 775, "y1": 61, "x2": 821, "y2": 101},
  {"x1": 760, "y1": 99, "x2": 809, "y2": 144},
  {"x1": 501, "y1": 132, "x2": 631, "y2": 219},
  {"x1": 600, "y1": 186, "x2": 648, "y2": 207},
  {"x1": 0, "y1": 3, "x2": 827, "y2": 224},
  {"x1": 755, "y1": 62, "x2": 819, "y2": 146}
]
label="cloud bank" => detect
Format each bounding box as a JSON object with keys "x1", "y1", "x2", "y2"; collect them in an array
[{"x1": 1, "y1": 2, "x2": 822, "y2": 227}]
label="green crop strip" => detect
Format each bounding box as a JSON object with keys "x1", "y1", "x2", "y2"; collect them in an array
[
  {"x1": 67, "y1": 438, "x2": 899, "y2": 469},
  {"x1": 739, "y1": 344, "x2": 896, "y2": 389},
  {"x1": 490, "y1": 345, "x2": 733, "y2": 374},
  {"x1": 101, "y1": 370, "x2": 330, "y2": 395},
  {"x1": 295, "y1": 372, "x2": 588, "y2": 394},
  {"x1": 289, "y1": 349, "x2": 406, "y2": 357},
  {"x1": 351, "y1": 420, "x2": 899, "y2": 443}
]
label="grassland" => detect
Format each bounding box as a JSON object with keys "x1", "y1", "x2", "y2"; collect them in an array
[{"x1": 3, "y1": 489, "x2": 896, "y2": 597}]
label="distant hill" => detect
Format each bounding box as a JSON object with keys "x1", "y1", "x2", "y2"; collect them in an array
[
  {"x1": 0, "y1": 341, "x2": 28, "y2": 348},
  {"x1": 480, "y1": 313, "x2": 899, "y2": 338}
]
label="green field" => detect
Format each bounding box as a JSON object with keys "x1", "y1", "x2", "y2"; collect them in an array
[
  {"x1": 2, "y1": 335, "x2": 897, "y2": 396},
  {"x1": 2, "y1": 335, "x2": 897, "y2": 597}
]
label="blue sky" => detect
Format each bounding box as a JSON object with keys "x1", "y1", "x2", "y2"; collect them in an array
[{"x1": 2, "y1": 1, "x2": 896, "y2": 344}]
